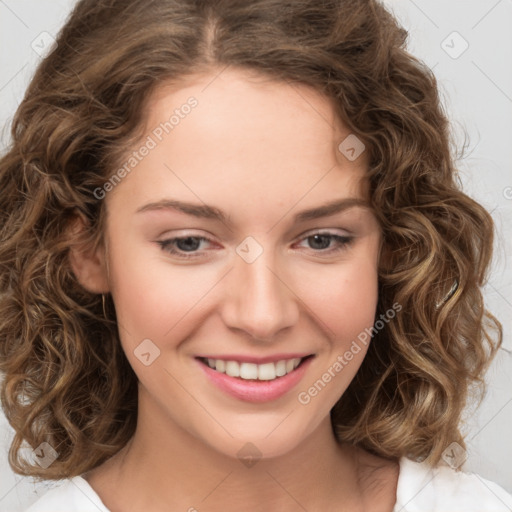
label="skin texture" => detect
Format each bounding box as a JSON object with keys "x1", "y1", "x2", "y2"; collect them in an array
[{"x1": 71, "y1": 67, "x2": 398, "y2": 511}]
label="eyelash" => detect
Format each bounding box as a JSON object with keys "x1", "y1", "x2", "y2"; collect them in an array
[{"x1": 157, "y1": 232, "x2": 354, "y2": 260}]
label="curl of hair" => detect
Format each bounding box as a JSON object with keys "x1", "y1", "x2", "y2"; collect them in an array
[{"x1": 0, "y1": 0, "x2": 501, "y2": 479}]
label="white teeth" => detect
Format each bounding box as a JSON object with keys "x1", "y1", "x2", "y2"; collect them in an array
[
  {"x1": 240, "y1": 362, "x2": 258, "y2": 379},
  {"x1": 275, "y1": 360, "x2": 287, "y2": 377},
  {"x1": 258, "y1": 363, "x2": 276, "y2": 381},
  {"x1": 225, "y1": 360, "x2": 240, "y2": 377},
  {"x1": 204, "y1": 357, "x2": 305, "y2": 381}
]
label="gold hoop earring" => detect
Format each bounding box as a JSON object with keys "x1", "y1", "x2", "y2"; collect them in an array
[{"x1": 101, "y1": 293, "x2": 108, "y2": 318}]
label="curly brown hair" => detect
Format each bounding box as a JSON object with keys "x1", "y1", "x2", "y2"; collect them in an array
[{"x1": 0, "y1": 0, "x2": 502, "y2": 480}]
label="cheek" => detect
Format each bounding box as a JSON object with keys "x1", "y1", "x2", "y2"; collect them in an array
[
  {"x1": 294, "y1": 257, "x2": 379, "y2": 410},
  {"x1": 105, "y1": 234, "x2": 218, "y2": 344},
  {"x1": 298, "y1": 254, "x2": 379, "y2": 343}
]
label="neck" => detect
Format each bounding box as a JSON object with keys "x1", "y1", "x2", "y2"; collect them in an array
[{"x1": 86, "y1": 388, "x2": 367, "y2": 512}]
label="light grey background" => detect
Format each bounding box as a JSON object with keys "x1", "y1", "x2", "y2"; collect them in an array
[{"x1": 0, "y1": 0, "x2": 511, "y2": 510}]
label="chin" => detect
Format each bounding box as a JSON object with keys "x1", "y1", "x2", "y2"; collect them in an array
[{"x1": 192, "y1": 413, "x2": 319, "y2": 463}]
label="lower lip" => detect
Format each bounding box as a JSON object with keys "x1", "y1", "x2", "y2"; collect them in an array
[{"x1": 197, "y1": 357, "x2": 313, "y2": 403}]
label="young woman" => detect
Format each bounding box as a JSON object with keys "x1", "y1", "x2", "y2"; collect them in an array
[{"x1": 0, "y1": 1, "x2": 511, "y2": 511}]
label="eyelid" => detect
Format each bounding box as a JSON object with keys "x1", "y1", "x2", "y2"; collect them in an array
[
  {"x1": 157, "y1": 229, "x2": 218, "y2": 244},
  {"x1": 293, "y1": 227, "x2": 353, "y2": 241}
]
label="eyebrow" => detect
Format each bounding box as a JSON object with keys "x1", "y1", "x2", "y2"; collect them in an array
[
  {"x1": 294, "y1": 197, "x2": 370, "y2": 222},
  {"x1": 136, "y1": 197, "x2": 370, "y2": 225},
  {"x1": 137, "y1": 199, "x2": 227, "y2": 220}
]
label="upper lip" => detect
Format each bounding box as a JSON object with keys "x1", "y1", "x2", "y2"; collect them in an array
[{"x1": 196, "y1": 353, "x2": 313, "y2": 364}]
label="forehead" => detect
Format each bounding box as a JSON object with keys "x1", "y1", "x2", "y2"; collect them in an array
[
  {"x1": 107, "y1": 67, "x2": 369, "y2": 214},
  {"x1": 143, "y1": 67, "x2": 353, "y2": 155}
]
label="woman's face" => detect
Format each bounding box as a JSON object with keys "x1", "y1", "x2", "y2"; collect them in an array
[{"x1": 102, "y1": 67, "x2": 381, "y2": 459}]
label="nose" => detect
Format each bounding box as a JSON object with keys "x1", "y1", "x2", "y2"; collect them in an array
[{"x1": 220, "y1": 248, "x2": 299, "y2": 342}]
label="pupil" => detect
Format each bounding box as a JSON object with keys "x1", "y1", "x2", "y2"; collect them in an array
[
  {"x1": 309, "y1": 234, "x2": 331, "y2": 250},
  {"x1": 177, "y1": 237, "x2": 200, "y2": 251}
]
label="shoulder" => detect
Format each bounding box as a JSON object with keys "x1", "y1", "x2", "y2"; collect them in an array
[
  {"x1": 24, "y1": 476, "x2": 110, "y2": 512},
  {"x1": 395, "y1": 456, "x2": 512, "y2": 512}
]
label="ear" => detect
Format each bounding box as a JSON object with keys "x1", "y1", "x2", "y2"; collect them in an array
[{"x1": 67, "y1": 215, "x2": 110, "y2": 294}]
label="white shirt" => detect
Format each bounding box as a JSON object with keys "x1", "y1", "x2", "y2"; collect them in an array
[{"x1": 25, "y1": 456, "x2": 512, "y2": 511}]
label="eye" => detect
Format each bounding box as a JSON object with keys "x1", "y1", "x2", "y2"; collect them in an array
[
  {"x1": 295, "y1": 231, "x2": 354, "y2": 254},
  {"x1": 156, "y1": 231, "x2": 354, "y2": 260},
  {"x1": 157, "y1": 236, "x2": 215, "y2": 259}
]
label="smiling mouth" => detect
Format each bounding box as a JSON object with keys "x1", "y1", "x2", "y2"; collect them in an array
[{"x1": 197, "y1": 355, "x2": 313, "y2": 382}]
